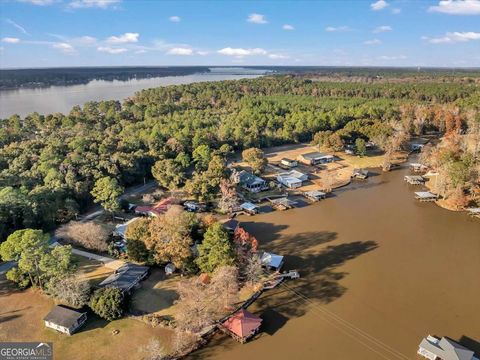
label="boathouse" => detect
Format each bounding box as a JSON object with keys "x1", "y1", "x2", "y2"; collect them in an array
[
  {"x1": 404, "y1": 175, "x2": 425, "y2": 185},
  {"x1": 410, "y1": 163, "x2": 428, "y2": 173},
  {"x1": 415, "y1": 191, "x2": 438, "y2": 202},
  {"x1": 269, "y1": 197, "x2": 295, "y2": 210},
  {"x1": 277, "y1": 170, "x2": 308, "y2": 188},
  {"x1": 44, "y1": 305, "x2": 87, "y2": 335},
  {"x1": 221, "y1": 309, "x2": 262, "y2": 343},
  {"x1": 259, "y1": 251, "x2": 284, "y2": 271},
  {"x1": 238, "y1": 171, "x2": 268, "y2": 193},
  {"x1": 280, "y1": 158, "x2": 298, "y2": 169},
  {"x1": 467, "y1": 208, "x2": 480, "y2": 218},
  {"x1": 418, "y1": 335, "x2": 476, "y2": 360},
  {"x1": 352, "y1": 168, "x2": 369, "y2": 180},
  {"x1": 240, "y1": 202, "x2": 259, "y2": 215},
  {"x1": 297, "y1": 152, "x2": 334, "y2": 165},
  {"x1": 304, "y1": 190, "x2": 327, "y2": 201}
]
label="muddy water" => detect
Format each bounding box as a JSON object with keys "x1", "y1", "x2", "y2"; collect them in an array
[{"x1": 191, "y1": 166, "x2": 480, "y2": 360}]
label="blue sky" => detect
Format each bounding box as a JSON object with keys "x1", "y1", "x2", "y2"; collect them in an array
[{"x1": 1, "y1": 0, "x2": 480, "y2": 68}]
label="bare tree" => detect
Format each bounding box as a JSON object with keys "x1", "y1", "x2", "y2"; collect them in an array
[
  {"x1": 57, "y1": 221, "x2": 112, "y2": 252},
  {"x1": 171, "y1": 330, "x2": 199, "y2": 356},
  {"x1": 210, "y1": 266, "x2": 238, "y2": 311},
  {"x1": 218, "y1": 178, "x2": 239, "y2": 213},
  {"x1": 46, "y1": 276, "x2": 91, "y2": 308},
  {"x1": 244, "y1": 254, "x2": 263, "y2": 285}
]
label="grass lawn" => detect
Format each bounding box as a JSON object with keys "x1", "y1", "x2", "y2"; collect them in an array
[
  {"x1": 0, "y1": 273, "x2": 174, "y2": 360},
  {"x1": 130, "y1": 268, "x2": 180, "y2": 316},
  {"x1": 74, "y1": 255, "x2": 115, "y2": 286}
]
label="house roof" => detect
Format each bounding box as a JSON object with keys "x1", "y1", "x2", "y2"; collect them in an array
[
  {"x1": 260, "y1": 251, "x2": 284, "y2": 269},
  {"x1": 281, "y1": 158, "x2": 296, "y2": 163},
  {"x1": 44, "y1": 305, "x2": 85, "y2": 328},
  {"x1": 239, "y1": 171, "x2": 265, "y2": 186},
  {"x1": 135, "y1": 197, "x2": 174, "y2": 216},
  {"x1": 222, "y1": 309, "x2": 262, "y2": 339},
  {"x1": 114, "y1": 217, "x2": 141, "y2": 238},
  {"x1": 222, "y1": 219, "x2": 240, "y2": 231},
  {"x1": 300, "y1": 151, "x2": 327, "y2": 160},
  {"x1": 99, "y1": 263, "x2": 149, "y2": 292},
  {"x1": 278, "y1": 170, "x2": 307, "y2": 181},
  {"x1": 419, "y1": 336, "x2": 474, "y2": 360}
]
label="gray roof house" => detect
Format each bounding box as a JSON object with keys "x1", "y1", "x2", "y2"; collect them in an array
[
  {"x1": 418, "y1": 335, "x2": 476, "y2": 360},
  {"x1": 238, "y1": 171, "x2": 268, "y2": 193},
  {"x1": 44, "y1": 305, "x2": 87, "y2": 335},
  {"x1": 99, "y1": 263, "x2": 149, "y2": 293}
]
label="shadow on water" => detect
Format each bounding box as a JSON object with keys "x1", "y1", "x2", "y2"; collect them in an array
[
  {"x1": 188, "y1": 224, "x2": 378, "y2": 359},
  {"x1": 459, "y1": 336, "x2": 480, "y2": 356}
]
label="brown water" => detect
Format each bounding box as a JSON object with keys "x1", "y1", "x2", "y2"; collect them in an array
[{"x1": 191, "y1": 165, "x2": 480, "y2": 360}]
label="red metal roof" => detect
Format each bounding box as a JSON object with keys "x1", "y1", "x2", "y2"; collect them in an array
[
  {"x1": 222, "y1": 309, "x2": 262, "y2": 339},
  {"x1": 135, "y1": 197, "x2": 174, "y2": 216}
]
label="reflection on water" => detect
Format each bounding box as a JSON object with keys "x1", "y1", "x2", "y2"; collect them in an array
[{"x1": 0, "y1": 72, "x2": 263, "y2": 118}]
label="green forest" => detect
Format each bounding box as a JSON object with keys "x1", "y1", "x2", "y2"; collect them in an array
[{"x1": 1, "y1": 75, "x2": 479, "y2": 242}]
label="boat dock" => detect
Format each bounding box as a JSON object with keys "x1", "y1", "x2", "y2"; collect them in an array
[
  {"x1": 303, "y1": 190, "x2": 327, "y2": 202},
  {"x1": 409, "y1": 163, "x2": 428, "y2": 173},
  {"x1": 404, "y1": 175, "x2": 425, "y2": 185},
  {"x1": 415, "y1": 191, "x2": 438, "y2": 202},
  {"x1": 268, "y1": 197, "x2": 296, "y2": 210}
]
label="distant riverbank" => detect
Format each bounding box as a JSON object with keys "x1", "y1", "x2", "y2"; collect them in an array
[{"x1": 0, "y1": 69, "x2": 268, "y2": 118}]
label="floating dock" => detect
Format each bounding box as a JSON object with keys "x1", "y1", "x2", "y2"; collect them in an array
[{"x1": 404, "y1": 175, "x2": 425, "y2": 185}]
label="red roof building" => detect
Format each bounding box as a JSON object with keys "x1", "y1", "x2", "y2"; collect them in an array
[
  {"x1": 222, "y1": 309, "x2": 262, "y2": 343},
  {"x1": 134, "y1": 197, "x2": 174, "y2": 217}
]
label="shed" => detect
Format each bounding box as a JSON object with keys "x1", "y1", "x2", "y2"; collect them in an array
[
  {"x1": 259, "y1": 251, "x2": 284, "y2": 271},
  {"x1": 297, "y1": 152, "x2": 334, "y2": 165},
  {"x1": 44, "y1": 305, "x2": 87, "y2": 335},
  {"x1": 165, "y1": 263, "x2": 176, "y2": 275},
  {"x1": 99, "y1": 263, "x2": 149, "y2": 293},
  {"x1": 221, "y1": 309, "x2": 262, "y2": 343},
  {"x1": 418, "y1": 335, "x2": 475, "y2": 360},
  {"x1": 280, "y1": 158, "x2": 298, "y2": 169}
]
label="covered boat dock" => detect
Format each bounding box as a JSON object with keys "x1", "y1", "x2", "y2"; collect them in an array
[
  {"x1": 415, "y1": 191, "x2": 438, "y2": 202},
  {"x1": 268, "y1": 197, "x2": 295, "y2": 211},
  {"x1": 404, "y1": 175, "x2": 425, "y2": 185},
  {"x1": 303, "y1": 190, "x2": 327, "y2": 202}
]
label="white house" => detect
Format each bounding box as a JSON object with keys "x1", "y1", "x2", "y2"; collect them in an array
[
  {"x1": 418, "y1": 335, "x2": 476, "y2": 360},
  {"x1": 44, "y1": 305, "x2": 87, "y2": 335},
  {"x1": 277, "y1": 170, "x2": 308, "y2": 188},
  {"x1": 280, "y1": 158, "x2": 298, "y2": 169}
]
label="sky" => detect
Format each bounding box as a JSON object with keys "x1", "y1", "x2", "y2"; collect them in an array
[{"x1": 0, "y1": 0, "x2": 480, "y2": 68}]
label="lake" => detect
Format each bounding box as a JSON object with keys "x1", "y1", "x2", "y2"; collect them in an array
[
  {"x1": 190, "y1": 164, "x2": 480, "y2": 360},
  {"x1": 0, "y1": 71, "x2": 264, "y2": 118}
]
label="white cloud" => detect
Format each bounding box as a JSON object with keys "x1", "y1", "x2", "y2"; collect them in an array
[
  {"x1": 282, "y1": 24, "x2": 295, "y2": 30},
  {"x1": 247, "y1": 13, "x2": 268, "y2": 24},
  {"x1": 1, "y1": 37, "x2": 20, "y2": 43},
  {"x1": 75, "y1": 35, "x2": 97, "y2": 44},
  {"x1": 167, "y1": 47, "x2": 193, "y2": 55},
  {"x1": 97, "y1": 46, "x2": 127, "y2": 54},
  {"x1": 196, "y1": 50, "x2": 209, "y2": 56},
  {"x1": 429, "y1": 0, "x2": 480, "y2": 15},
  {"x1": 16, "y1": 0, "x2": 56, "y2": 5},
  {"x1": 391, "y1": 8, "x2": 401, "y2": 14},
  {"x1": 52, "y1": 42, "x2": 75, "y2": 53},
  {"x1": 325, "y1": 26, "x2": 351, "y2": 32},
  {"x1": 68, "y1": 0, "x2": 121, "y2": 9},
  {"x1": 425, "y1": 31, "x2": 480, "y2": 43},
  {"x1": 218, "y1": 47, "x2": 268, "y2": 57},
  {"x1": 379, "y1": 55, "x2": 407, "y2": 60},
  {"x1": 169, "y1": 15, "x2": 181, "y2": 22},
  {"x1": 364, "y1": 38, "x2": 382, "y2": 45},
  {"x1": 106, "y1": 32, "x2": 139, "y2": 44},
  {"x1": 370, "y1": 0, "x2": 389, "y2": 11},
  {"x1": 268, "y1": 54, "x2": 289, "y2": 59},
  {"x1": 6, "y1": 19, "x2": 29, "y2": 35},
  {"x1": 135, "y1": 49, "x2": 147, "y2": 54},
  {"x1": 373, "y1": 25, "x2": 392, "y2": 33}
]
